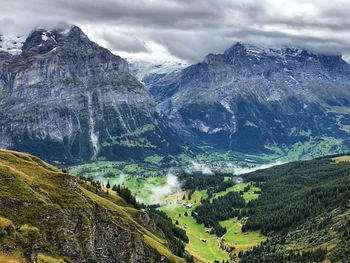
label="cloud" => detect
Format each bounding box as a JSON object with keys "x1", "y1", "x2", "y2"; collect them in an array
[
  {"x1": 233, "y1": 161, "x2": 285, "y2": 175},
  {"x1": 191, "y1": 161, "x2": 213, "y2": 175},
  {"x1": 143, "y1": 172, "x2": 182, "y2": 204},
  {"x1": 99, "y1": 30, "x2": 148, "y2": 53},
  {"x1": 2, "y1": 0, "x2": 350, "y2": 62}
]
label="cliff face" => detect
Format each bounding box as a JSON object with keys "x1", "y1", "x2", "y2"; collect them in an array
[
  {"x1": 146, "y1": 43, "x2": 350, "y2": 153},
  {"x1": 0, "y1": 149, "x2": 185, "y2": 263},
  {"x1": 0, "y1": 26, "x2": 180, "y2": 164}
]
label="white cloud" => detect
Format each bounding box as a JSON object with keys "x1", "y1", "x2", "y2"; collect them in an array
[
  {"x1": 233, "y1": 161, "x2": 285, "y2": 175},
  {"x1": 144, "y1": 172, "x2": 182, "y2": 204}
]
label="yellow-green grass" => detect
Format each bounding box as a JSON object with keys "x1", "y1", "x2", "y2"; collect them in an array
[
  {"x1": 0, "y1": 216, "x2": 14, "y2": 232},
  {"x1": 219, "y1": 218, "x2": 265, "y2": 254},
  {"x1": 159, "y1": 186, "x2": 264, "y2": 262},
  {"x1": 0, "y1": 250, "x2": 24, "y2": 263},
  {"x1": 0, "y1": 149, "x2": 184, "y2": 263},
  {"x1": 159, "y1": 203, "x2": 230, "y2": 263},
  {"x1": 37, "y1": 253, "x2": 66, "y2": 263},
  {"x1": 332, "y1": 155, "x2": 350, "y2": 163}
]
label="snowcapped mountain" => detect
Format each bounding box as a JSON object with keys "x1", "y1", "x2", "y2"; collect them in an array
[
  {"x1": 0, "y1": 25, "x2": 181, "y2": 164},
  {"x1": 146, "y1": 42, "x2": 350, "y2": 154}
]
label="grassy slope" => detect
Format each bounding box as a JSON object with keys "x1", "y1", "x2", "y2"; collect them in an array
[
  {"x1": 0, "y1": 149, "x2": 185, "y2": 263},
  {"x1": 159, "y1": 183, "x2": 264, "y2": 263}
]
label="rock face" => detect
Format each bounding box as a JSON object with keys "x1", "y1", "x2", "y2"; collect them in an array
[
  {"x1": 0, "y1": 26, "x2": 180, "y2": 164},
  {"x1": 0, "y1": 149, "x2": 185, "y2": 263},
  {"x1": 147, "y1": 43, "x2": 350, "y2": 153}
]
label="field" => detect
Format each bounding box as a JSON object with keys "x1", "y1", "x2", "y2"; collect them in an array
[
  {"x1": 332, "y1": 155, "x2": 350, "y2": 163},
  {"x1": 158, "y1": 182, "x2": 265, "y2": 263}
]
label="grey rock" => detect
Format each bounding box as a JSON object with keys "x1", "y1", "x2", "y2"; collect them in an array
[
  {"x1": 146, "y1": 43, "x2": 350, "y2": 153},
  {"x1": 0, "y1": 26, "x2": 180, "y2": 164}
]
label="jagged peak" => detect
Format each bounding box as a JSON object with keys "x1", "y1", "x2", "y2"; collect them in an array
[
  {"x1": 226, "y1": 42, "x2": 343, "y2": 60},
  {"x1": 203, "y1": 41, "x2": 346, "y2": 67},
  {"x1": 19, "y1": 24, "x2": 110, "y2": 59}
]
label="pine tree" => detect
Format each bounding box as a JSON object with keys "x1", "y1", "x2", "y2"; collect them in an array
[{"x1": 106, "y1": 180, "x2": 111, "y2": 189}]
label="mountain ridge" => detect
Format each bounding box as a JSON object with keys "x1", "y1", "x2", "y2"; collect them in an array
[
  {"x1": 144, "y1": 42, "x2": 350, "y2": 155},
  {"x1": 0, "y1": 25, "x2": 182, "y2": 164}
]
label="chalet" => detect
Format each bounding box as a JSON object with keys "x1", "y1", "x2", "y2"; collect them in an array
[{"x1": 200, "y1": 239, "x2": 207, "y2": 243}]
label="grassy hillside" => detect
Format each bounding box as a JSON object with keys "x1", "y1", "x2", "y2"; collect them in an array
[{"x1": 0, "y1": 149, "x2": 185, "y2": 263}]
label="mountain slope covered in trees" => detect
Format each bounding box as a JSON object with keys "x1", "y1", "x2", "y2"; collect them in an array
[{"x1": 186, "y1": 155, "x2": 350, "y2": 262}]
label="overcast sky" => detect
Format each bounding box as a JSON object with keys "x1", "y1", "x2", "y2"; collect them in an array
[{"x1": 1, "y1": 0, "x2": 350, "y2": 63}]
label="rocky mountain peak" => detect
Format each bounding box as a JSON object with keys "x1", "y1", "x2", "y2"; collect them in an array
[
  {"x1": 144, "y1": 41, "x2": 350, "y2": 154},
  {"x1": 21, "y1": 25, "x2": 103, "y2": 56},
  {"x1": 0, "y1": 24, "x2": 180, "y2": 164}
]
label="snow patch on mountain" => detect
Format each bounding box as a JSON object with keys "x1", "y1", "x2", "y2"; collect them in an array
[
  {"x1": 127, "y1": 58, "x2": 188, "y2": 83},
  {"x1": 0, "y1": 34, "x2": 26, "y2": 55}
]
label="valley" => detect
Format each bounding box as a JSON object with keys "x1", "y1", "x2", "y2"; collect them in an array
[
  {"x1": 0, "y1": 12, "x2": 350, "y2": 262},
  {"x1": 67, "y1": 151, "x2": 350, "y2": 262}
]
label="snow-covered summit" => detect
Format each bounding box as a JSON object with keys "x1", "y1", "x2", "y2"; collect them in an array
[{"x1": 0, "y1": 23, "x2": 73, "y2": 56}]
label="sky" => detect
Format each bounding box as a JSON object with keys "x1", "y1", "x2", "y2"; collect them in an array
[{"x1": 1, "y1": 0, "x2": 350, "y2": 63}]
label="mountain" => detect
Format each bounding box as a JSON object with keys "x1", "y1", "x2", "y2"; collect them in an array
[
  {"x1": 146, "y1": 43, "x2": 350, "y2": 155},
  {"x1": 0, "y1": 25, "x2": 181, "y2": 164},
  {"x1": 0, "y1": 149, "x2": 186, "y2": 263}
]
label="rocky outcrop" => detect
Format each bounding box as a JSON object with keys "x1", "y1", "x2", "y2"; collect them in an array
[
  {"x1": 146, "y1": 43, "x2": 350, "y2": 153},
  {"x1": 0, "y1": 25, "x2": 181, "y2": 164}
]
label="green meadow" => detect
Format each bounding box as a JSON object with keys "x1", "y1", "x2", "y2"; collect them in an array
[{"x1": 159, "y1": 182, "x2": 264, "y2": 263}]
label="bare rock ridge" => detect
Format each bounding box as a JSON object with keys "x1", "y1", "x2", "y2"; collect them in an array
[{"x1": 0, "y1": 25, "x2": 181, "y2": 164}]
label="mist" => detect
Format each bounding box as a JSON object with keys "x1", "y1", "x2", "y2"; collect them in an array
[
  {"x1": 232, "y1": 176, "x2": 244, "y2": 184},
  {"x1": 191, "y1": 161, "x2": 213, "y2": 175},
  {"x1": 233, "y1": 161, "x2": 285, "y2": 175},
  {"x1": 143, "y1": 172, "x2": 182, "y2": 204}
]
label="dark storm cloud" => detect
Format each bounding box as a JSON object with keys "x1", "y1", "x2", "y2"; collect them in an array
[{"x1": 1, "y1": 0, "x2": 350, "y2": 62}]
